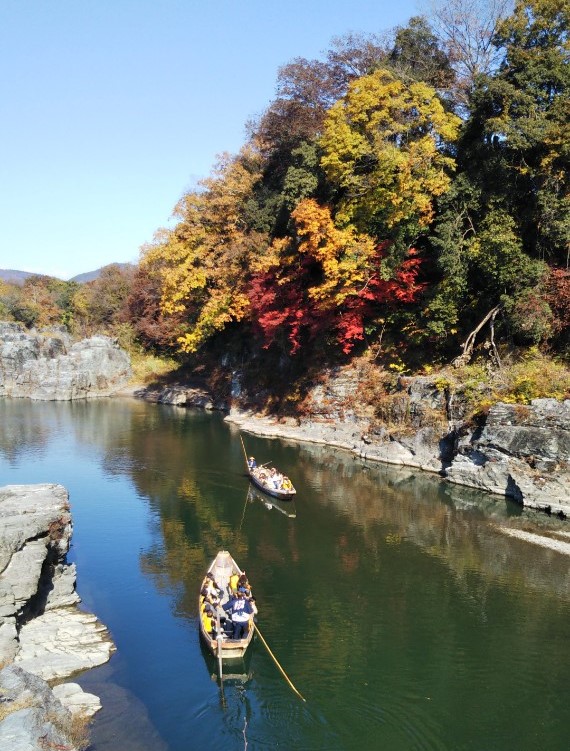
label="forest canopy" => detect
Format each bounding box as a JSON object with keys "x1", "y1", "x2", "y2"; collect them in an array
[{"x1": 3, "y1": 1, "x2": 568, "y2": 372}]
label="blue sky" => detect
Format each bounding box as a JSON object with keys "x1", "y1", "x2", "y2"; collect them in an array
[{"x1": 1, "y1": 0, "x2": 418, "y2": 280}]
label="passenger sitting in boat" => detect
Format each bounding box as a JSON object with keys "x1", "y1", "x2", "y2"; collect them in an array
[
  {"x1": 237, "y1": 573, "x2": 251, "y2": 596},
  {"x1": 204, "y1": 575, "x2": 223, "y2": 601},
  {"x1": 229, "y1": 572, "x2": 240, "y2": 595},
  {"x1": 281, "y1": 477, "x2": 292, "y2": 490},
  {"x1": 223, "y1": 590, "x2": 255, "y2": 640},
  {"x1": 248, "y1": 456, "x2": 257, "y2": 469},
  {"x1": 272, "y1": 470, "x2": 284, "y2": 489},
  {"x1": 201, "y1": 608, "x2": 215, "y2": 636}
]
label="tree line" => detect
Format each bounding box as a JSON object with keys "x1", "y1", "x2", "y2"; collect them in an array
[{"x1": 2, "y1": 1, "x2": 568, "y2": 373}]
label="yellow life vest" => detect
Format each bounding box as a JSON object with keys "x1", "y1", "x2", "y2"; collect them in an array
[{"x1": 201, "y1": 610, "x2": 214, "y2": 633}]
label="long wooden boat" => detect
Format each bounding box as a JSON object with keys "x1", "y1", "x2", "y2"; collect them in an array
[
  {"x1": 199, "y1": 550, "x2": 255, "y2": 660},
  {"x1": 248, "y1": 466, "x2": 297, "y2": 500}
]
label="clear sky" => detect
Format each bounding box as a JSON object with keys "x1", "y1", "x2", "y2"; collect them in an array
[{"x1": 1, "y1": 0, "x2": 419, "y2": 280}]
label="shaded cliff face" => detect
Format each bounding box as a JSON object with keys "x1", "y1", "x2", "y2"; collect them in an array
[{"x1": 0, "y1": 322, "x2": 131, "y2": 400}]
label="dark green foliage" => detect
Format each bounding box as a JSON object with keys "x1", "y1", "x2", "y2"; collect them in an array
[{"x1": 388, "y1": 16, "x2": 456, "y2": 91}]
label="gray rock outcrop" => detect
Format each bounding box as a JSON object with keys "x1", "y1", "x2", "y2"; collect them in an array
[
  {"x1": 224, "y1": 369, "x2": 570, "y2": 517},
  {"x1": 0, "y1": 322, "x2": 131, "y2": 400},
  {"x1": 446, "y1": 399, "x2": 570, "y2": 515},
  {"x1": 0, "y1": 484, "x2": 114, "y2": 750},
  {"x1": 0, "y1": 665, "x2": 96, "y2": 751}
]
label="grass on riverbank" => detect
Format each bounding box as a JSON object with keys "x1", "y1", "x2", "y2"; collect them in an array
[{"x1": 129, "y1": 352, "x2": 180, "y2": 385}]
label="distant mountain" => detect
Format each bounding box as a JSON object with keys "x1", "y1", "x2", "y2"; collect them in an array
[
  {"x1": 0, "y1": 269, "x2": 38, "y2": 285},
  {"x1": 69, "y1": 263, "x2": 134, "y2": 283},
  {"x1": 0, "y1": 263, "x2": 134, "y2": 286}
]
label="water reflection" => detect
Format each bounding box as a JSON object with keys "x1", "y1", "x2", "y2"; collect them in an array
[
  {"x1": 246, "y1": 483, "x2": 297, "y2": 518},
  {"x1": 1, "y1": 398, "x2": 569, "y2": 751}
]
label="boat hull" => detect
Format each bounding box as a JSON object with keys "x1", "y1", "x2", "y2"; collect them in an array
[
  {"x1": 199, "y1": 550, "x2": 255, "y2": 661},
  {"x1": 248, "y1": 471, "x2": 296, "y2": 500}
]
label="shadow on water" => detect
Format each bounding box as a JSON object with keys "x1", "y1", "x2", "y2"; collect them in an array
[{"x1": 1, "y1": 398, "x2": 569, "y2": 751}]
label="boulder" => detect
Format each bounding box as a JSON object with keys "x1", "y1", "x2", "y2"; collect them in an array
[
  {"x1": 0, "y1": 322, "x2": 131, "y2": 400},
  {"x1": 446, "y1": 399, "x2": 570, "y2": 516},
  {"x1": 0, "y1": 484, "x2": 114, "y2": 678},
  {"x1": 0, "y1": 665, "x2": 93, "y2": 751}
]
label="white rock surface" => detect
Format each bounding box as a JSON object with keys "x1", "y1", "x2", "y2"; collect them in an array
[
  {"x1": 53, "y1": 682, "x2": 102, "y2": 717},
  {"x1": 15, "y1": 608, "x2": 115, "y2": 681}
]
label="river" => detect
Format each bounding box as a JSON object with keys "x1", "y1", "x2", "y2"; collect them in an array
[{"x1": 0, "y1": 398, "x2": 568, "y2": 751}]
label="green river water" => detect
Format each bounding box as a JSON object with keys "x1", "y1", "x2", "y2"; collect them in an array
[{"x1": 0, "y1": 398, "x2": 568, "y2": 751}]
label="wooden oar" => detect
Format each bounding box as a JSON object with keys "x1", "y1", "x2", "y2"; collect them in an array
[{"x1": 253, "y1": 623, "x2": 306, "y2": 702}]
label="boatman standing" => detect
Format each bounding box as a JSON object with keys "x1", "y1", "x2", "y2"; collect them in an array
[
  {"x1": 248, "y1": 456, "x2": 257, "y2": 469},
  {"x1": 223, "y1": 590, "x2": 256, "y2": 639}
]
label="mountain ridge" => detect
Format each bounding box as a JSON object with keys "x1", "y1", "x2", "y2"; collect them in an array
[{"x1": 0, "y1": 264, "x2": 133, "y2": 285}]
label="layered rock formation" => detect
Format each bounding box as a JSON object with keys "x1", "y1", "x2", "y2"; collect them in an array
[
  {"x1": 0, "y1": 322, "x2": 131, "y2": 400},
  {"x1": 0, "y1": 484, "x2": 115, "y2": 750},
  {"x1": 220, "y1": 369, "x2": 570, "y2": 517}
]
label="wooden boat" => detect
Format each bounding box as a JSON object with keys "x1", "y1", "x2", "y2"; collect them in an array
[
  {"x1": 240, "y1": 435, "x2": 296, "y2": 500},
  {"x1": 248, "y1": 465, "x2": 297, "y2": 500},
  {"x1": 199, "y1": 550, "x2": 255, "y2": 660}
]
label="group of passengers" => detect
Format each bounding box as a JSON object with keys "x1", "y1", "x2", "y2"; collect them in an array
[
  {"x1": 248, "y1": 456, "x2": 293, "y2": 492},
  {"x1": 200, "y1": 570, "x2": 257, "y2": 641}
]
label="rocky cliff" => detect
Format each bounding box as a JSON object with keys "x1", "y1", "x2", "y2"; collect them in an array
[
  {"x1": 138, "y1": 367, "x2": 570, "y2": 517},
  {"x1": 0, "y1": 484, "x2": 115, "y2": 750},
  {"x1": 0, "y1": 322, "x2": 131, "y2": 400}
]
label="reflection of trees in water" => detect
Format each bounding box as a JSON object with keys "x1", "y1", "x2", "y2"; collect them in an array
[
  {"x1": 115, "y1": 408, "x2": 251, "y2": 620},
  {"x1": 0, "y1": 399, "x2": 56, "y2": 463},
  {"x1": 293, "y1": 442, "x2": 570, "y2": 601}
]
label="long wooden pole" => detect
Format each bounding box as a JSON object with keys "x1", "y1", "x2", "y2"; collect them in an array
[
  {"x1": 253, "y1": 623, "x2": 306, "y2": 702},
  {"x1": 239, "y1": 434, "x2": 249, "y2": 470},
  {"x1": 216, "y1": 615, "x2": 225, "y2": 706}
]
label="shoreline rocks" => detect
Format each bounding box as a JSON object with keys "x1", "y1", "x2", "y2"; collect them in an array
[
  {"x1": 0, "y1": 322, "x2": 131, "y2": 400},
  {"x1": 0, "y1": 484, "x2": 115, "y2": 750},
  {"x1": 134, "y1": 371, "x2": 569, "y2": 518}
]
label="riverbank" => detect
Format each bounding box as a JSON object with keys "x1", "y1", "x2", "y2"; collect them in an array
[
  {"x1": 0, "y1": 484, "x2": 115, "y2": 750},
  {"x1": 133, "y1": 366, "x2": 570, "y2": 520}
]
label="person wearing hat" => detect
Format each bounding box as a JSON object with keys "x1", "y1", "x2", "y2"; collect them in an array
[{"x1": 247, "y1": 456, "x2": 257, "y2": 470}]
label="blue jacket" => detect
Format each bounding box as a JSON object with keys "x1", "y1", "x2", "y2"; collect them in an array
[{"x1": 223, "y1": 596, "x2": 253, "y2": 622}]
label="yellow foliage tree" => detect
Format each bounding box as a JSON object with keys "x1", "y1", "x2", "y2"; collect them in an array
[
  {"x1": 320, "y1": 68, "x2": 461, "y2": 243},
  {"x1": 140, "y1": 148, "x2": 268, "y2": 353},
  {"x1": 289, "y1": 198, "x2": 377, "y2": 306}
]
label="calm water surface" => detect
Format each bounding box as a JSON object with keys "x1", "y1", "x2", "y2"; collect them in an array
[{"x1": 0, "y1": 399, "x2": 568, "y2": 751}]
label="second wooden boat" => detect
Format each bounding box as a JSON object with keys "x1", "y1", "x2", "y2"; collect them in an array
[{"x1": 248, "y1": 466, "x2": 297, "y2": 500}]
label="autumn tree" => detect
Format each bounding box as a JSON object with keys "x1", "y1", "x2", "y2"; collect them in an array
[
  {"x1": 425, "y1": 0, "x2": 514, "y2": 111},
  {"x1": 320, "y1": 68, "x2": 461, "y2": 263},
  {"x1": 82, "y1": 264, "x2": 135, "y2": 329},
  {"x1": 250, "y1": 199, "x2": 425, "y2": 356},
  {"x1": 140, "y1": 148, "x2": 269, "y2": 353},
  {"x1": 126, "y1": 263, "x2": 183, "y2": 351}
]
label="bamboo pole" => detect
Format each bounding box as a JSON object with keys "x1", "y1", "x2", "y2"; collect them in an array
[
  {"x1": 239, "y1": 434, "x2": 249, "y2": 470},
  {"x1": 253, "y1": 623, "x2": 306, "y2": 702},
  {"x1": 216, "y1": 614, "x2": 225, "y2": 706}
]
